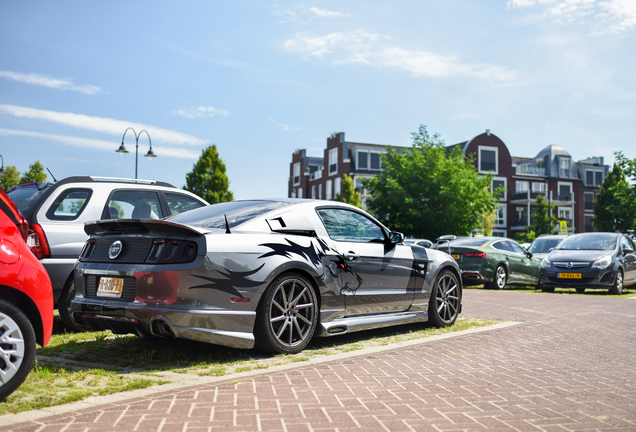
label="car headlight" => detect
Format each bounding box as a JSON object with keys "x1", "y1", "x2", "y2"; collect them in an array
[
  {"x1": 541, "y1": 256, "x2": 551, "y2": 268},
  {"x1": 592, "y1": 255, "x2": 612, "y2": 269}
]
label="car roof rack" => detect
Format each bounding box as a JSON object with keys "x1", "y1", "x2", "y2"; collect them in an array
[{"x1": 44, "y1": 176, "x2": 175, "y2": 188}]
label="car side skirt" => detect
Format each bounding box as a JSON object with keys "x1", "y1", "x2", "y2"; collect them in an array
[{"x1": 317, "y1": 309, "x2": 428, "y2": 337}]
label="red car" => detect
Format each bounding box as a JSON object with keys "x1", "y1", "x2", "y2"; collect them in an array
[{"x1": 0, "y1": 189, "x2": 53, "y2": 400}]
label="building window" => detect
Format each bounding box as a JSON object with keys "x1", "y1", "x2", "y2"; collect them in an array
[
  {"x1": 318, "y1": 184, "x2": 322, "y2": 199},
  {"x1": 584, "y1": 192, "x2": 594, "y2": 211},
  {"x1": 357, "y1": 151, "x2": 368, "y2": 169},
  {"x1": 532, "y1": 182, "x2": 547, "y2": 194},
  {"x1": 329, "y1": 148, "x2": 338, "y2": 175},
  {"x1": 586, "y1": 170, "x2": 593, "y2": 186},
  {"x1": 492, "y1": 177, "x2": 506, "y2": 201},
  {"x1": 585, "y1": 215, "x2": 594, "y2": 232},
  {"x1": 297, "y1": 187, "x2": 303, "y2": 199},
  {"x1": 370, "y1": 153, "x2": 381, "y2": 170},
  {"x1": 290, "y1": 189, "x2": 296, "y2": 198},
  {"x1": 558, "y1": 183, "x2": 572, "y2": 201},
  {"x1": 595, "y1": 171, "x2": 603, "y2": 186},
  {"x1": 492, "y1": 229, "x2": 506, "y2": 237},
  {"x1": 558, "y1": 208, "x2": 572, "y2": 221},
  {"x1": 559, "y1": 157, "x2": 570, "y2": 177},
  {"x1": 516, "y1": 181, "x2": 529, "y2": 194},
  {"x1": 293, "y1": 163, "x2": 300, "y2": 186},
  {"x1": 326, "y1": 180, "x2": 332, "y2": 200},
  {"x1": 334, "y1": 177, "x2": 341, "y2": 197},
  {"x1": 311, "y1": 185, "x2": 316, "y2": 199},
  {"x1": 479, "y1": 146, "x2": 498, "y2": 174},
  {"x1": 495, "y1": 204, "x2": 506, "y2": 227}
]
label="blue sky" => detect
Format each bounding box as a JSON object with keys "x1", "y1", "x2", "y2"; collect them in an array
[{"x1": 1, "y1": 1, "x2": 635, "y2": 199}]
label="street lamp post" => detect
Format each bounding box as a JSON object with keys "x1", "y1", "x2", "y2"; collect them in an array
[
  {"x1": 116, "y1": 127, "x2": 157, "y2": 179},
  {"x1": 0, "y1": 155, "x2": 5, "y2": 175}
]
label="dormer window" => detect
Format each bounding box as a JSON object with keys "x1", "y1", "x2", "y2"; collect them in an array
[
  {"x1": 478, "y1": 146, "x2": 498, "y2": 174},
  {"x1": 559, "y1": 157, "x2": 570, "y2": 177}
]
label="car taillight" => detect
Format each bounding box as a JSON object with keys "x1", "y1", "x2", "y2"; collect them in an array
[
  {"x1": 463, "y1": 252, "x2": 486, "y2": 259},
  {"x1": 145, "y1": 239, "x2": 197, "y2": 264},
  {"x1": 26, "y1": 223, "x2": 51, "y2": 259}
]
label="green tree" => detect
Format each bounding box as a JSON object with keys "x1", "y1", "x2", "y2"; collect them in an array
[
  {"x1": 184, "y1": 145, "x2": 234, "y2": 204},
  {"x1": 480, "y1": 210, "x2": 496, "y2": 236},
  {"x1": 593, "y1": 162, "x2": 636, "y2": 231},
  {"x1": 1, "y1": 166, "x2": 21, "y2": 191},
  {"x1": 515, "y1": 230, "x2": 536, "y2": 243},
  {"x1": 531, "y1": 194, "x2": 556, "y2": 235},
  {"x1": 362, "y1": 125, "x2": 500, "y2": 240},
  {"x1": 336, "y1": 174, "x2": 362, "y2": 209},
  {"x1": 19, "y1": 161, "x2": 47, "y2": 183}
]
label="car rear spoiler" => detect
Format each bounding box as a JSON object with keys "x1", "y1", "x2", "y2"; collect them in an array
[{"x1": 84, "y1": 219, "x2": 210, "y2": 237}]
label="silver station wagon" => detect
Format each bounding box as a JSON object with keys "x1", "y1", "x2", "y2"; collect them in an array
[{"x1": 71, "y1": 199, "x2": 463, "y2": 354}]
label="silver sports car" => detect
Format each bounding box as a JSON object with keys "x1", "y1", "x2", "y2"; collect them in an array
[{"x1": 71, "y1": 199, "x2": 462, "y2": 354}]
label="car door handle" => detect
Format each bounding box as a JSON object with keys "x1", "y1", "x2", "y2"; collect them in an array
[{"x1": 344, "y1": 251, "x2": 359, "y2": 261}]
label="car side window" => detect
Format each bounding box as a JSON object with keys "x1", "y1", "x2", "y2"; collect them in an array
[
  {"x1": 106, "y1": 190, "x2": 162, "y2": 220},
  {"x1": 621, "y1": 236, "x2": 633, "y2": 252},
  {"x1": 317, "y1": 208, "x2": 385, "y2": 243},
  {"x1": 164, "y1": 193, "x2": 205, "y2": 216},
  {"x1": 45, "y1": 188, "x2": 93, "y2": 221},
  {"x1": 509, "y1": 241, "x2": 527, "y2": 254},
  {"x1": 492, "y1": 241, "x2": 511, "y2": 252}
]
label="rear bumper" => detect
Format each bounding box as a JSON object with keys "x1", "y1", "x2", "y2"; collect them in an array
[
  {"x1": 460, "y1": 270, "x2": 490, "y2": 285},
  {"x1": 71, "y1": 298, "x2": 256, "y2": 349}
]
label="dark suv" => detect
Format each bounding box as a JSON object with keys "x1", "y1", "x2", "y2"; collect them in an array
[{"x1": 7, "y1": 176, "x2": 208, "y2": 330}]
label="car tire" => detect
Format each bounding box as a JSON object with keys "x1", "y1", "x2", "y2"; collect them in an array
[
  {"x1": 428, "y1": 269, "x2": 461, "y2": 328},
  {"x1": 486, "y1": 265, "x2": 507, "y2": 290},
  {"x1": 254, "y1": 272, "x2": 318, "y2": 355},
  {"x1": 609, "y1": 269, "x2": 624, "y2": 295},
  {"x1": 0, "y1": 300, "x2": 36, "y2": 401},
  {"x1": 59, "y1": 281, "x2": 86, "y2": 332},
  {"x1": 575, "y1": 288, "x2": 586, "y2": 293}
]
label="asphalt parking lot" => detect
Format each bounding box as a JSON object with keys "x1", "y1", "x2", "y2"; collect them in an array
[{"x1": 3, "y1": 288, "x2": 636, "y2": 431}]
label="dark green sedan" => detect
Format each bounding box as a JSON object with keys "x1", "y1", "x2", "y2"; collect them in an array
[{"x1": 442, "y1": 237, "x2": 542, "y2": 289}]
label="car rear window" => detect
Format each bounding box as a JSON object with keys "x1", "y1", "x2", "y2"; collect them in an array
[
  {"x1": 448, "y1": 238, "x2": 489, "y2": 247},
  {"x1": 7, "y1": 184, "x2": 46, "y2": 212},
  {"x1": 169, "y1": 200, "x2": 292, "y2": 229}
]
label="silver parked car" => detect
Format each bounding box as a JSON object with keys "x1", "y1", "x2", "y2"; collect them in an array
[
  {"x1": 7, "y1": 176, "x2": 208, "y2": 330},
  {"x1": 71, "y1": 199, "x2": 463, "y2": 354}
]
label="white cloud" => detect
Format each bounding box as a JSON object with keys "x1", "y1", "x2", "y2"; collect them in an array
[
  {"x1": 506, "y1": 0, "x2": 636, "y2": 34},
  {"x1": 284, "y1": 31, "x2": 515, "y2": 81},
  {"x1": 0, "y1": 128, "x2": 201, "y2": 159},
  {"x1": 172, "y1": 105, "x2": 230, "y2": 119},
  {"x1": 309, "y1": 7, "x2": 350, "y2": 18},
  {"x1": 0, "y1": 71, "x2": 103, "y2": 94},
  {"x1": 271, "y1": 118, "x2": 301, "y2": 131},
  {"x1": 0, "y1": 104, "x2": 207, "y2": 146}
]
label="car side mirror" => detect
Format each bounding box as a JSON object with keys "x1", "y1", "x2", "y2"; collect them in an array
[
  {"x1": 389, "y1": 231, "x2": 404, "y2": 244},
  {"x1": 625, "y1": 248, "x2": 634, "y2": 254},
  {"x1": 548, "y1": 247, "x2": 555, "y2": 252},
  {"x1": 526, "y1": 251, "x2": 533, "y2": 258}
]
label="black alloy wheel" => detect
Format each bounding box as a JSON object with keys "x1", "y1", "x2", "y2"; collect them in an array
[
  {"x1": 609, "y1": 269, "x2": 624, "y2": 295},
  {"x1": 428, "y1": 269, "x2": 461, "y2": 327},
  {"x1": 59, "y1": 281, "x2": 86, "y2": 332},
  {"x1": 255, "y1": 272, "x2": 318, "y2": 354}
]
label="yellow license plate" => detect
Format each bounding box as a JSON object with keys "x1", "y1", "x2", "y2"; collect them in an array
[
  {"x1": 452, "y1": 254, "x2": 461, "y2": 260},
  {"x1": 97, "y1": 277, "x2": 124, "y2": 298},
  {"x1": 558, "y1": 273, "x2": 582, "y2": 279}
]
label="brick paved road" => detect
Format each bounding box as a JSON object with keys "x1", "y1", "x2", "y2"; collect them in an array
[{"x1": 5, "y1": 289, "x2": 636, "y2": 431}]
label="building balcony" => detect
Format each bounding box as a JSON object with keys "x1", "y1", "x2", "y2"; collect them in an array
[
  {"x1": 515, "y1": 166, "x2": 545, "y2": 176},
  {"x1": 511, "y1": 217, "x2": 533, "y2": 230},
  {"x1": 310, "y1": 170, "x2": 323, "y2": 181},
  {"x1": 553, "y1": 194, "x2": 573, "y2": 204},
  {"x1": 510, "y1": 191, "x2": 547, "y2": 204}
]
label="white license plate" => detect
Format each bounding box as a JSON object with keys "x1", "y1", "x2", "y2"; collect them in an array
[{"x1": 97, "y1": 277, "x2": 124, "y2": 298}]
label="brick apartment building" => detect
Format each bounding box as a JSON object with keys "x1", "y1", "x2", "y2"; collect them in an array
[{"x1": 288, "y1": 130, "x2": 609, "y2": 238}]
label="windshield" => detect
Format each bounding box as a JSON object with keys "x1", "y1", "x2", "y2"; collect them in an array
[
  {"x1": 448, "y1": 238, "x2": 489, "y2": 247},
  {"x1": 168, "y1": 200, "x2": 292, "y2": 229},
  {"x1": 557, "y1": 234, "x2": 617, "y2": 251},
  {"x1": 529, "y1": 238, "x2": 563, "y2": 253}
]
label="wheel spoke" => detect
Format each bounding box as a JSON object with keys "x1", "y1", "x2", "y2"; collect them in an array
[
  {"x1": 294, "y1": 302, "x2": 313, "y2": 310},
  {"x1": 293, "y1": 317, "x2": 304, "y2": 337},
  {"x1": 297, "y1": 314, "x2": 312, "y2": 326},
  {"x1": 290, "y1": 287, "x2": 307, "y2": 307},
  {"x1": 272, "y1": 300, "x2": 285, "y2": 314},
  {"x1": 270, "y1": 315, "x2": 286, "y2": 323},
  {"x1": 280, "y1": 284, "x2": 289, "y2": 309},
  {"x1": 276, "y1": 320, "x2": 289, "y2": 339},
  {"x1": 288, "y1": 321, "x2": 293, "y2": 345}
]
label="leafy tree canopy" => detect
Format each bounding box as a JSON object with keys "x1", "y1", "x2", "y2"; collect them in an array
[
  {"x1": 336, "y1": 173, "x2": 362, "y2": 209},
  {"x1": 593, "y1": 160, "x2": 636, "y2": 232},
  {"x1": 1, "y1": 166, "x2": 21, "y2": 191},
  {"x1": 19, "y1": 161, "x2": 47, "y2": 184},
  {"x1": 363, "y1": 125, "x2": 500, "y2": 240},
  {"x1": 184, "y1": 145, "x2": 234, "y2": 204},
  {"x1": 531, "y1": 194, "x2": 556, "y2": 235}
]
